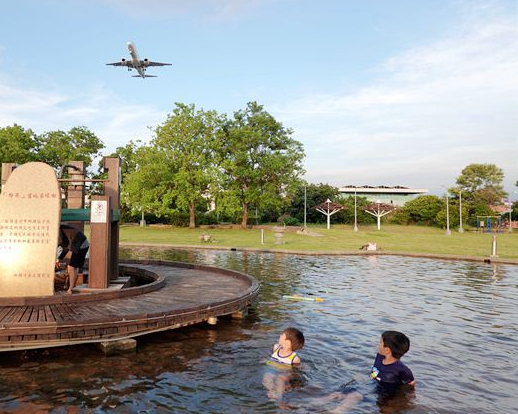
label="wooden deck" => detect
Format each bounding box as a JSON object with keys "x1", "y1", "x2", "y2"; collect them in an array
[{"x1": 0, "y1": 260, "x2": 259, "y2": 352}]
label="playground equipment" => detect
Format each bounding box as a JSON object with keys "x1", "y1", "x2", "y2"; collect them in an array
[{"x1": 476, "y1": 216, "x2": 502, "y2": 233}]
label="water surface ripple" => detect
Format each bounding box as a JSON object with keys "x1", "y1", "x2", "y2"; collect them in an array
[{"x1": 1, "y1": 249, "x2": 516, "y2": 414}]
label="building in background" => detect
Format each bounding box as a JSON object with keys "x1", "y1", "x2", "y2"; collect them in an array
[{"x1": 338, "y1": 185, "x2": 428, "y2": 207}]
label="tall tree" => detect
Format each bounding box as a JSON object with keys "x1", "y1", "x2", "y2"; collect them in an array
[
  {"x1": 0, "y1": 124, "x2": 39, "y2": 170},
  {"x1": 219, "y1": 102, "x2": 305, "y2": 228},
  {"x1": 110, "y1": 140, "x2": 141, "y2": 180},
  {"x1": 454, "y1": 163, "x2": 507, "y2": 204},
  {"x1": 121, "y1": 144, "x2": 178, "y2": 221},
  {"x1": 37, "y1": 126, "x2": 104, "y2": 172},
  {"x1": 153, "y1": 103, "x2": 221, "y2": 228}
]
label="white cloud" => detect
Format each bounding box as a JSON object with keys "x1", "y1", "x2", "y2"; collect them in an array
[
  {"x1": 0, "y1": 82, "x2": 164, "y2": 151},
  {"x1": 274, "y1": 7, "x2": 518, "y2": 194}
]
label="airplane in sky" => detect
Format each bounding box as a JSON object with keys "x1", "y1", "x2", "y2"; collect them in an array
[{"x1": 106, "y1": 41, "x2": 171, "y2": 78}]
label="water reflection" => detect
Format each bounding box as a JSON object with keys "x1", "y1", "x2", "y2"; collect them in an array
[{"x1": 0, "y1": 248, "x2": 517, "y2": 414}]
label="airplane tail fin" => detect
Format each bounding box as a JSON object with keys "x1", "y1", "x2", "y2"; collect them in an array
[{"x1": 132, "y1": 75, "x2": 157, "y2": 78}]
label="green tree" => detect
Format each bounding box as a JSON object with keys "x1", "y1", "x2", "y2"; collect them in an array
[
  {"x1": 392, "y1": 195, "x2": 444, "y2": 226},
  {"x1": 287, "y1": 183, "x2": 340, "y2": 224},
  {"x1": 511, "y1": 201, "x2": 518, "y2": 221},
  {"x1": 37, "y1": 126, "x2": 104, "y2": 172},
  {"x1": 219, "y1": 102, "x2": 305, "y2": 228},
  {"x1": 454, "y1": 163, "x2": 507, "y2": 204},
  {"x1": 110, "y1": 140, "x2": 141, "y2": 180},
  {"x1": 121, "y1": 145, "x2": 178, "y2": 222},
  {"x1": 0, "y1": 124, "x2": 40, "y2": 179},
  {"x1": 153, "y1": 103, "x2": 221, "y2": 228},
  {"x1": 109, "y1": 140, "x2": 142, "y2": 221},
  {"x1": 340, "y1": 195, "x2": 376, "y2": 225}
]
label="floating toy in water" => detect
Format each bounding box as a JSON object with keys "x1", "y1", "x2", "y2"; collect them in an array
[{"x1": 283, "y1": 295, "x2": 324, "y2": 302}]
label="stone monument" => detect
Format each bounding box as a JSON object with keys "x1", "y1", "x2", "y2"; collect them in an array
[{"x1": 0, "y1": 162, "x2": 61, "y2": 297}]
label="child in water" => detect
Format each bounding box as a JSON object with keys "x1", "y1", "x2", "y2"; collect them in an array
[
  {"x1": 370, "y1": 330, "x2": 415, "y2": 387},
  {"x1": 262, "y1": 327, "x2": 305, "y2": 400},
  {"x1": 307, "y1": 331, "x2": 415, "y2": 413}
]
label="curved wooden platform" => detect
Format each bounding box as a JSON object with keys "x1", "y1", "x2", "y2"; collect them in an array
[{"x1": 0, "y1": 260, "x2": 259, "y2": 352}]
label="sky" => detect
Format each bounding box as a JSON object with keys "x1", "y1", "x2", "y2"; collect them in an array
[{"x1": 0, "y1": 0, "x2": 517, "y2": 196}]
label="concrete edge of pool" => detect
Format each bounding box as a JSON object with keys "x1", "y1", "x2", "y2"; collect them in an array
[
  {"x1": 120, "y1": 243, "x2": 518, "y2": 265},
  {"x1": 0, "y1": 260, "x2": 259, "y2": 352}
]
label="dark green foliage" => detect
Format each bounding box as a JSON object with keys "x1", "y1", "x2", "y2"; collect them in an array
[
  {"x1": 37, "y1": 126, "x2": 104, "y2": 171},
  {"x1": 168, "y1": 211, "x2": 191, "y2": 227},
  {"x1": 467, "y1": 202, "x2": 495, "y2": 227},
  {"x1": 283, "y1": 216, "x2": 301, "y2": 226},
  {"x1": 287, "y1": 183, "x2": 341, "y2": 224},
  {"x1": 0, "y1": 124, "x2": 40, "y2": 180},
  {"x1": 218, "y1": 102, "x2": 305, "y2": 228},
  {"x1": 454, "y1": 163, "x2": 507, "y2": 204},
  {"x1": 195, "y1": 211, "x2": 220, "y2": 226},
  {"x1": 339, "y1": 195, "x2": 375, "y2": 225},
  {"x1": 392, "y1": 195, "x2": 444, "y2": 226}
]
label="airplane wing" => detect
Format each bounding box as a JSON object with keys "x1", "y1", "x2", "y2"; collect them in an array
[
  {"x1": 142, "y1": 61, "x2": 172, "y2": 67},
  {"x1": 132, "y1": 74, "x2": 157, "y2": 77},
  {"x1": 106, "y1": 61, "x2": 135, "y2": 68}
]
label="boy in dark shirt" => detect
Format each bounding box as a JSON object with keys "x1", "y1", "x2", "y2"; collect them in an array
[{"x1": 370, "y1": 331, "x2": 415, "y2": 386}]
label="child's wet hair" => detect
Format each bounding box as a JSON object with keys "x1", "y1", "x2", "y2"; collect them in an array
[
  {"x1": 284, "y1": 327, "x2": 305, "y2": 350},
  {"x1": 381, "y1": 331, "x2": 410, "y2": 359}
]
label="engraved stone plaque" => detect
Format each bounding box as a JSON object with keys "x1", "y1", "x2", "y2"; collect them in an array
[{"x1": 0, "y1": 162, "x2": 61, "y2": 297}]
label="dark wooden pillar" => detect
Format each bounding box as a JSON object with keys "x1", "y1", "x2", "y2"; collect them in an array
[
  {"x1": 67, "y1": 161, "x2": 85, "y2": 233},
  {"x1": 1, "y1": 163, "x2": 17, "y2": 190},
  {"x1": 103, "y1": 157, "x2": 121, "y2": 280},
  {"x1": 89, "y1": 195, "x2": 111, "y2": 289}
]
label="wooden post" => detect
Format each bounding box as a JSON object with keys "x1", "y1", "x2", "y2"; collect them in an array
[
  {"x1": 67, "y1": 161, "x2": 85, "y2": 233},
  {"x1": 1, "y1": 163, "x2": 17, "y2": 191},
  {"x1": 103, "y1": 157, "x2": 121, "y2": 280},
  {"x1": 89, "y1": 195, "x2": 111, "y2": 289}
]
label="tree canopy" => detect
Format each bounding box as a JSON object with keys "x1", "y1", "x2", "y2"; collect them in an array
[
  {"x1": 454, "y1": 163, "x2": 506, "y2": 204},
  {"x1": 153, "y1": 103, "x2": 221, "y2": 228},
  {"x1": 218, "y1": 102, "x2": 305, "y2": 228},
  {"x1": 0, "y1": 124, "x2": 39, "y2": 179},
  {"x1": 37, "y1": 126, "x2": 104, "y2": 171}
]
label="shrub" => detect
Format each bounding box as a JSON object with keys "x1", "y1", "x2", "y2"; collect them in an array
[
  {"x1": 283, "y1": 216, "x2": 301, "y2": 226},
  {"x1": 168, "y1": 211, "x2": 190, "y2": 227}
]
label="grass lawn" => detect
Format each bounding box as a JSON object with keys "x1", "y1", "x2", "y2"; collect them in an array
[{"x1": 118, "y1": 224, "x2": 518, "y2": 260}]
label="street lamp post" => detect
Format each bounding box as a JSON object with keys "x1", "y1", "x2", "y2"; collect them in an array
[
  {"x1": 458, "y1": 190, "x2": 464, "y2": 233},
  {"x1": 325, "y1": 198, "x2": 331, "y2": 230},
  {"x1": 354, "y1": 187, "x2": 358, "y2": 232},
  {"x1": 304, "y1": 185, "x2": 307, "y2": 229},
  {"x1": 445, "y1": 192, "x2": 451, "y2": 236},
  {"x1": 508, "y1": 191, "x2": 516, "y2": 233}
]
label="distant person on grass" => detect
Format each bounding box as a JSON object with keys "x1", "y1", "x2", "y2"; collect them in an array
[{"x1": 56, "y1": 224, "x2": 89, "y2": 294}]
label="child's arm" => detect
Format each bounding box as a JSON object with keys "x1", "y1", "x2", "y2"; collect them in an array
[{"x1": 292, "y1": 355, "x2": 301, "y2": 364}]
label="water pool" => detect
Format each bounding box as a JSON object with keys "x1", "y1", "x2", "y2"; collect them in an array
[{"x1": 0, "y1": 249, "x2": 516, "y2": 414}]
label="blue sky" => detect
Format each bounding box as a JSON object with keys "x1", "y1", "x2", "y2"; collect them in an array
[{"x1": 1, "y1": 0, "x2": 517, "y2": 196}]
